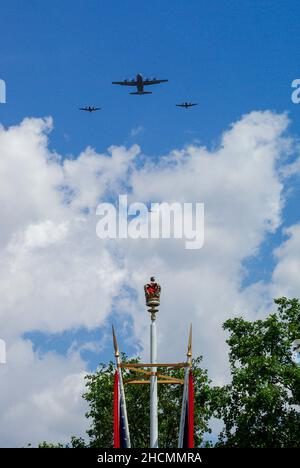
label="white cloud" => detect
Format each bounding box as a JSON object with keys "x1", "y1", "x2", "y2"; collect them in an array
[
  {"x1": 0, "y1": 339, "x2": 88, "y2": 447},
  {"x1": 0, "y1": 110, "x2": 300, "y2": 446},
  {"x1": 130, "y1": 126, "x2": 144, "y2": 138},
  {"x1": 123, "y1": 111, "x2": 292, "y2": 377},
  {"x1": 0, "y1": 117, "x2": 64, "y2": 248},
  {"x1": 0, "y1": 119, "x2": 138, "y2": 337},
  {"x1": 270, "y1": 224, "x2": 300, "y2": 297},
  {"x1": 62, "y1": 144, "x2": 139, "y2": 210}
]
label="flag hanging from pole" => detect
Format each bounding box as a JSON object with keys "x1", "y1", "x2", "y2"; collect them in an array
[
  {"x1": 113, "y1": 370, "x2": 130, "y2": 448},
  {"x1": 113, "y1": 370, "x2": 120, "y2": 448},
  {"x1": 184, "y1": 371, "x2": 194, "y2": 448},
  {"x1": 179, "y1": 370, "x2": 194, "y2": 448}
]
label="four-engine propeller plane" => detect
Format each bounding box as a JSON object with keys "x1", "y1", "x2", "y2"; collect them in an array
[
  {"x1": 79, "y1": 106, "x2": 101, "y2": 112},
  {"x1": 112, "y1": 73, "x2": 168, "y2": 95},
  {"x1": 176, "y1": 102, "x2": 198, "y2": 109}
]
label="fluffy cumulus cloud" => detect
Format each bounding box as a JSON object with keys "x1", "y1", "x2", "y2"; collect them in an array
[
  {"x1": 0, "y1": 110, "x2": 300, "y2": 446},
  {"x1": 270, "y1": 224, "x2": 300, "y2": 297},
  {"x1": 125, "y1": 111, "x2": 293, "y2": 374},
  {"x1": 0, "y1": 119, "x2": 137, "y2": 338},
  {"x1": 0, "y1": 339, "x2": 88, "y2": 447}
]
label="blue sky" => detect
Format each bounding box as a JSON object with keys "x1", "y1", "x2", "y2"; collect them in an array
[
  {"x1": 1, "y1": 0, "x2": 300, "y2": 156},
  {"x1": 0, "y1": 0, "x2": 300, "y2": 446}
]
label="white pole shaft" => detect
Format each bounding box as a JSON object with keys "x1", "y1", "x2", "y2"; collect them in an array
[
  {"x1": 116, "y1": 355, "x2": 131, "y2": 448},
  {"x1": 150, "y1": 318, "x2": 158, "y2": 448},
  {"x1": 178, "y1": 366, "x2": 189, "y2": 447}
]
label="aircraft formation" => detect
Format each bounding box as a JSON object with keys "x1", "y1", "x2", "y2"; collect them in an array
[{"x1": 79, "y1": 73, "x2": 198, "y2": 112}]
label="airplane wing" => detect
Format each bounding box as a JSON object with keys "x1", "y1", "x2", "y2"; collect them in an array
[
  {"x1": 93, "y1": 108, "x2": 101, "y2": 111},
  {"x1": 79, "y1": 108, "x2": 88, "y2": 111},
  {"x1": 143, "y1": 79, "x2": 168, "y2": 86},
  {"x1": 190, "y1": 103, "x2": 198, "y2": 107},
  {"x1": 176, "y1": 104, "x2": 185, "y2": 107},
  {"x1": 112, "y1": 80, "x2": 138, "y2": 86}
]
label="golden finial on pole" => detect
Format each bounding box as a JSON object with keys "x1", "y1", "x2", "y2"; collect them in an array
[
  {"x1": 187, "y1": 324, "x2": 192, "y2": 365},
  {"x1": 112, "y1": 325, "x2": 120, "y2": 358}
]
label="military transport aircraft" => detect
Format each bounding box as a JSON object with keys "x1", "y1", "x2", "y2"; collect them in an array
[
  {"x1": 112, "y1": 73, "x2": 168, "y2": 95},
  {"x1": 176, "y1": 102, "x2": 198, "y2": 109},
  {"x1": 79, "y1": 106, "x2": 101, "y2": 112}
]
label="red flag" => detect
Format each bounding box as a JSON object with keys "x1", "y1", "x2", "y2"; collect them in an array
[
  {"x1": 188, "y1": 371, "x2": 194, "y2": 448},
  {"x1": 113, "y1": 370, "x2": 120, "y2": 448},
  {"x1": 181, "y1": 369, "x2": 195, "y2": 448}
]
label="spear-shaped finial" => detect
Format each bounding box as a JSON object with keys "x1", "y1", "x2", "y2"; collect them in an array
[
  {"x1": 187, "y1": 324, "x2": 192, "y2": 362},
  {"x1": 112, "y1": 325, "x2": 120, "y2": 358}
]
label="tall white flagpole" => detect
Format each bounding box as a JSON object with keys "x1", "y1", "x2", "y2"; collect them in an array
[
  {"x1": 150, "y1": 310, "x2": 158, "y2": 448},
  {"x1": 178, "y1": 324, "x2": 192, "y2": 448},
  {"x1": 112, "y1": 325, "x2": 131, "y2": 448},
  {"x1": 144, "y1": 277, "x2": 161, "y2": 449}
]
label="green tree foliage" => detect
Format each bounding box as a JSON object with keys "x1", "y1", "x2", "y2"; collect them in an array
[
  {"x1": 84, "y1": 354, "x2": 213, "y2": 448},
  {"x1": 37, "y1": 436, "x2": 87, "y2": 448},
  {"x1": 212, "y1": 297, "x2": 300, "y2": 447}
]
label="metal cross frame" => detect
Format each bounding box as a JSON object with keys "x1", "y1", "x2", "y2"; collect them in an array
[{"x1": 120, "y1": 362, "x2": 188, "y2": 385}]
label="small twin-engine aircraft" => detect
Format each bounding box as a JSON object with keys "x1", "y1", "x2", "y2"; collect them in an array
[
  {"x1": 112, "y1": 73, "x2": 168, "y2": 95},
  {"x1": 79, "y1": 106, "x2": 101, "y2": 112},
  {"x1": 176, "y1": 102, "x2": 198, "y2": 109}
]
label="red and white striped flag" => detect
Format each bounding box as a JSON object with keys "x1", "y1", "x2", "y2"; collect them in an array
[
  {"x1": 113, "y1": 370, "x2": 130, "y2": 448},
  {"x1": 178, "y1": 369, "x2": 194, "y2": 448}
]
